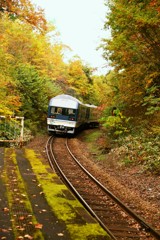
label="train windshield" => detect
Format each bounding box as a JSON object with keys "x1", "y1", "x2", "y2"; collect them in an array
[{"x1": 49, "y1": 107, "x2": 77, "y2": 120}]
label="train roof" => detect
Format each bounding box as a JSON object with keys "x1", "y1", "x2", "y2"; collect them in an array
[
  {"x1": 49, "y1": 94, "x2": 97, "y2": 109},
  {"x1": 85, "y1": 104, "x2": 97, "y2": 108},
  {"x1": 49, "y1": 94, "x2": 82, "y2": 109}
]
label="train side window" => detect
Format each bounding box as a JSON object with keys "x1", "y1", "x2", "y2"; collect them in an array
[{"x1": 51, "y1": 107, "x2": 55, "y2": 114}]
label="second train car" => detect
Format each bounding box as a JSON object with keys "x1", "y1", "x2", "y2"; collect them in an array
[{"x1": 47, "y1": 94, "x2": 99, "y2": 134}]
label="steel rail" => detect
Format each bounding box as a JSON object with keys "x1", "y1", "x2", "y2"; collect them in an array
[
  {"x1": 65, "y1": 138, "x2": 160, "y2": 240},
  {"x1": 45, "y1": 136, "x2": 117, "y2": 240},
  {"x1": 46, "y1": 136, "x2": 160, "y2": 240},
  {"x1": 45, "y1": 136, "x2": 55, "y2": 170}
]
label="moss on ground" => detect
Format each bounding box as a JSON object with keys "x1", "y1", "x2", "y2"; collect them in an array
[{"x1": 25, "y1": 149, "x2": 110, "y2": 240}]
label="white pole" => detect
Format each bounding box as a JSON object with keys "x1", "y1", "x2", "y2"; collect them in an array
[{"x1": 15, "y1": 116, "x2": 24, "y2": 145}]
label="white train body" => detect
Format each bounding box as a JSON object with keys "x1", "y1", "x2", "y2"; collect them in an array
[{"x1": 47, "y1": 94, "x2": 98, "y2": 134}]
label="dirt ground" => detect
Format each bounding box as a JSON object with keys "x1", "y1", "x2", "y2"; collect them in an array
[{"x1": 27, "y1": 132, "x2": 160, "y2": 231}]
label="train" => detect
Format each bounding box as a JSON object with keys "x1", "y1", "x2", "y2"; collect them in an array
[{"x1": 47, "y1": 94, "x2": 99, "y2": 135}]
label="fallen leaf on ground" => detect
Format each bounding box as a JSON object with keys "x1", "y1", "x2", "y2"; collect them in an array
[
  {"x1": 35, "y1": 223, "x2": 43, "y2": 229},
  {"x1": 17, "y1": 236, "x2": 24, "y2": 239},
  {"x1": 57, "y1": 233, "x2": 64, "y2": 236},
  {"x1": 24, "y1": 234, "x2": 33, "y2": 239},
  {"x1": 0, "y1": 228, "x2": 9, "y2": 233},
  {"x1": 41, "y1": 209, "x2": 47, "y2": 212},
  {"x1": 3, "y1": 207, "x2": 9, "y2": 212}
]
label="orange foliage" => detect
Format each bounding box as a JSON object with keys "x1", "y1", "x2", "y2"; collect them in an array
[{"x1": 0, "y1": 0, "x2": 47, "y2": 32}]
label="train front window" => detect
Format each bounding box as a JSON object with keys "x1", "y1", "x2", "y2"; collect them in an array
[
  {"x1": 50, "y1": 107, "x2": 77, "y2": 120},
  {"x1": 50, "y1": 107, "x2": 62, "y2": 115}
]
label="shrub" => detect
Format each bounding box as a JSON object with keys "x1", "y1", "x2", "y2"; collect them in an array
[
  {"x1": 100, "y1": 107, "x2": 131, "y2": 136},
  {"x1": 119, "y1": 132, "x2": 160, "y2": 174}
]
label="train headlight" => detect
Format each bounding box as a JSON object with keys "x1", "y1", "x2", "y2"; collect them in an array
[
  {"x1": 69, "y1": 117, "x2": 75, "y2": 121},
  {"x1": 47, "y1": 118, "x2": 55, "y2": 124}
]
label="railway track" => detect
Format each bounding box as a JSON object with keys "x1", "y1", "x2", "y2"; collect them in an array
[{"x1": 46, "y1": 136, "x2": 160, "y2": 240}]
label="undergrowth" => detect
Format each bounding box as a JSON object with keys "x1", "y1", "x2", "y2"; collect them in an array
[
  {"x1": 81, "y1": 131, "x2": 107, "y2": 160},
  {"x1": 83, "y1": 126, "x2": 160, "y2": 175},
  {"x1": 117, "y1": 130, "x2": 160, "y2": 174}
]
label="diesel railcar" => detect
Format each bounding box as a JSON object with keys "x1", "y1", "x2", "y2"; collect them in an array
[{"x1": 47, "y1": 94, "x2": 99, "y2": 134}]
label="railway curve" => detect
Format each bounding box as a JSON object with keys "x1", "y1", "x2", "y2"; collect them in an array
[{"x1": 46, "y1": 136, "x2": 160, "y2": 240}]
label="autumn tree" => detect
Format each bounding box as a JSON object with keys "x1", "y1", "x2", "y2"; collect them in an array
[
  {"x1": 67, "y1": 59, "x2": 94, "y2": 102},
  {"x1": 90, "y1": 74, "x2": 112, "y2": 107},
  {"x1": 0, "y1": 14, "x2": 66, "y2": 78},
  {"x1": 0, "y1": 0, "x2": 47, "y2": 32},
  {"x1": 14, "y1": 63, "x2": 61, "y2": 132},
  {"x1": 0, "y1": 43, "x2": 21, "y2": 116},
  {"x1": 102, "y1": 0, "x2": 160, "y2": 116},
  {"x1": 0, "y1": 14, "x2": 64, "y2": 132}
]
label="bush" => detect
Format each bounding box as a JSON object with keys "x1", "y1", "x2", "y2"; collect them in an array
[
  {"x1": 0, "y1": 119, "x2": 20, "y2": 140},
  {"x1": 119, "y1": 131, "x2": 160, "y2": 174},
  {"x1": 100, "y1": 107, "x2": 131, "y2": 136}
]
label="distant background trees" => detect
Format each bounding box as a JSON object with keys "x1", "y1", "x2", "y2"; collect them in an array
[{"x1": 0, "y1": 0, "x2": 159, "y2": 138}]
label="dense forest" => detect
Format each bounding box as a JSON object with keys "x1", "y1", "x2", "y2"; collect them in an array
[{"x1": 0, "y1": 0, "x2": 159, "y2": 173}]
